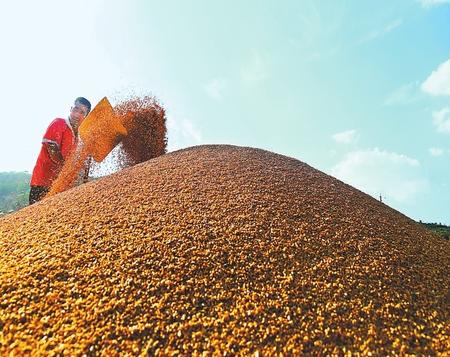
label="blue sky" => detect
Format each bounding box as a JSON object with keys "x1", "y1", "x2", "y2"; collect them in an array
[{"x1": 1, "y1": 0, "x2": 449, "y2": 224}]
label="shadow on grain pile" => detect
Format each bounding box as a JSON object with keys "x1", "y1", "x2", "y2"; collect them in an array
[{"x1": 0, "y1": 145, "x2": 448, "y2": 355}]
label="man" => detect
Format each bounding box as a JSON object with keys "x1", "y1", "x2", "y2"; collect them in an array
[{"x1": 29, "y1": 97, "x2": 91, "y2": 204}]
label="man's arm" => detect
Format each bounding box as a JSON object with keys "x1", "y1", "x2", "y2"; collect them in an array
[{"x1": 45, "y1": 142, "x2": 64, "y2": 164}]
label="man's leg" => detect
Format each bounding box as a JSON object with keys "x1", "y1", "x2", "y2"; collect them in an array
[{"x1": 29, "y1": 186, "x2": 49, "y2": 205}]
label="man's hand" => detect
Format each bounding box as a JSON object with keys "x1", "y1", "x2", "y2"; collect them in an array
[{"x1": 45, "y1": 142, "x2": 64, "y2": 164}]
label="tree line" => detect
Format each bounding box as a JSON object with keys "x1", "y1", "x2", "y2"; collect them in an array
[{"x1": 0, "y1": 172, "x2": 30, "y2": 213}]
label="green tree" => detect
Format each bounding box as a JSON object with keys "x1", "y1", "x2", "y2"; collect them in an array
[{"x1": 0, "y1": 172, "x2": 31, "y2": 214}]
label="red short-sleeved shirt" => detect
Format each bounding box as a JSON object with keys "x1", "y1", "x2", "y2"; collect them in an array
[{"x1": 31, "y1": 118, "x2": 77, "y2": 187}]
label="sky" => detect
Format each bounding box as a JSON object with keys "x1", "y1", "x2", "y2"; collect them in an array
[{"x1": 1, "y1": 0, "x2": 449, "y2": 224}]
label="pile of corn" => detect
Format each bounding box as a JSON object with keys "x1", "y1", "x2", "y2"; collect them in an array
[{"x1": 0, "y1": 145, "x2": 448, "y2": 355}]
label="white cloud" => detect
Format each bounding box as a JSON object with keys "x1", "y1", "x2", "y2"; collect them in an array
[
  {"x1": 330, "y1": 148, "x2": 427, "y2": 203},
  {"x1": 167, "y1": 115, "x2": 202, "y2": 152},
  {"x1": 432, "y1": 108, "x2": 450, "y2": 133},
  {"x1": 204, "y1": 78, "x2": 227, "y2": 101},
  {"x1": 418, "y1": 0, "x2": 450, "y2": 7},
  {"x1": 384, "y1": 82, "x2": 421, "y2": 106},
  {"x1": 329, "y1": 149, "x2": 337, "y2": 158},
  {"x1": 180, "y1": 118, "x2": 202, "y2": 143},
  {"x1": 421, "y1": 59, "x2": 450, "y2": 96},
  {"x1": 288, "y1": 2, "x2": 344, "y2": 62},
  {"x1": 358, "y1": 19, "x2": 403, "y2": 44},
  {"x1": 332, "y1": 129, "x2": 358, "y2": 144},
  {"x1": 429, "y1": 147, "x2": 444, "y2": 156},
  {"x1": 241, "y1": 50, "x2": 269, "y2": 82}
]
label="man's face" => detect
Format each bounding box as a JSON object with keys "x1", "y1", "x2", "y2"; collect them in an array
[{"x1": 69, "y1": 104, "x2": 89, "y2": 129}]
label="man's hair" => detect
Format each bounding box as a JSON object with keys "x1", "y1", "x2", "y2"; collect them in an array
[{"x1": 74, "y1": 97, "x2": 91, "y2": 114}]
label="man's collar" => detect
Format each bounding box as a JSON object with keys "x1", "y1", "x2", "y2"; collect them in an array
[{"x1": 66, "y1": 116, "x2": 76, "y2": 137}]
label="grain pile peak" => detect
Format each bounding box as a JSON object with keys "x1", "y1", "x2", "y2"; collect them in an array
[{"x1": 1, "y1": 145, "x2": 448, "y2": 355}]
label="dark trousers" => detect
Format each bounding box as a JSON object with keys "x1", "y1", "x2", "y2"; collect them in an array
[{"x1": 29, "y1": 186, "x2": 49, "y2": 205}]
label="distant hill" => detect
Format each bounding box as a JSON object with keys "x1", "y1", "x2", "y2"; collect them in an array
[
  {"x1": 0, "y1": 172, "x2": 30, "y2": 214},
  {"x1": 421, "y1": 222, "x2": 450, "y2": 240}
]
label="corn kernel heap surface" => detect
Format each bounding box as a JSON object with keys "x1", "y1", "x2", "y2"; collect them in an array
[{"x1": 0, "y1": 145, "x2": 448, "y2": 355}]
